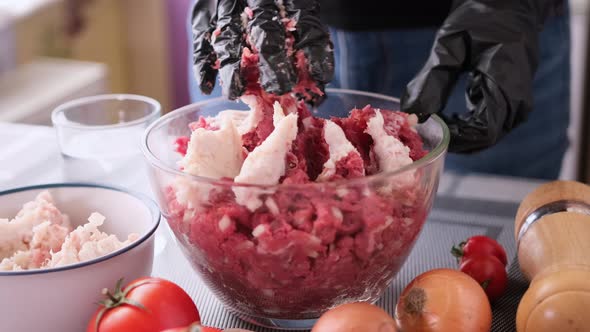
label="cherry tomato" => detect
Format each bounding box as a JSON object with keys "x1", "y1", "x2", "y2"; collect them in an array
[
  {"x1": 451, "y1": 235, "x2": 507, "y2": 266},
  {"x1": 160, "y1": 322, "x2": 222, "y2": 332},
  {"x1": 87, "y1": 277, "x2": 200, "y2": 332},
  {"x1": 459, "y1": 255, "x2": 508, "y2": 302}
]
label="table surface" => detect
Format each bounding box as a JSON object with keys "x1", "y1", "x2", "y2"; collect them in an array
[
  {"x1": 0, "y1": 122, "x2": 548, "y2": 202},
  {"x1": 0, "y1": 121, "x2": 549, "y2": 331}
]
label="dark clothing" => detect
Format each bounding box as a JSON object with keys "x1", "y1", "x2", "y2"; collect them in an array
[
  {"x1": 319, "y1": 1, "x2": 453, "y2": 30},
  {"x1": 319, "y1": 0, "x2": 567, "y2": 31}
]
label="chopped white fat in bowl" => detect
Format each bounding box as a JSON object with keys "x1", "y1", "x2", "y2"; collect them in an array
[{"x1": 0, "y1": 184, "x2": 160, "y2": 332}]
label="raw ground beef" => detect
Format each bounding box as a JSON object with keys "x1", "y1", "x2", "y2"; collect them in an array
[
  {"x1": 166, "y1": 180, "x2": 428, "y2": 318},
  {"x1": 166, "y1": 104, "x2": 429, "y2": 318},
  {"x1": 167, "y1": 4, "x2": 430, "y2": 320}
]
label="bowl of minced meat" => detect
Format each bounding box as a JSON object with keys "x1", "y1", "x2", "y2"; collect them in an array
[{"x1": 142, "y1": 87, "x2": 449, "y2": 327}]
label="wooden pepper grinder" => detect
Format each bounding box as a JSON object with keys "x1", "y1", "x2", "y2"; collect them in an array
[{"x1": 514, "y1": 180, "x2": 590, "y2": 332}]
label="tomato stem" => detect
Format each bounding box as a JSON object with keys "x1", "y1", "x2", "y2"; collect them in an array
[
  {"x1": 102, "y1": 288, "x2": 118, "y2": 303},
  {"x1": 481, "y1": 279, "x2": 491, "y2": 290},
  {"x1": 450, "y1": 242, "x2": 465, "y2": 264},
  {"x1": 94, "y1": 278, "x2": 149, "y2": 331}
]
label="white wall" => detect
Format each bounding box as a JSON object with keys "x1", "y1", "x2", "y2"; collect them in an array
[{"x1": 560, "y1": 0, "x2": 589, "y2": 180}]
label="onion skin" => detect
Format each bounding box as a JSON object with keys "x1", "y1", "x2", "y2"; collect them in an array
[
  {"x1": 311, "y1": 302, "x2": 398, "y2": 332},
  {"x1": 395, "y1": 268, "x2": 492, "y2": 332}
]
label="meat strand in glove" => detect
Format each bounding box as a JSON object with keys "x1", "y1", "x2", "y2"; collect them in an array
[
  {"x1": 191, "y1": 0, "x2": 334, "y2": 103},
  {"x1": 400, "y1": 0, "x2": 563, "y2": 153}
]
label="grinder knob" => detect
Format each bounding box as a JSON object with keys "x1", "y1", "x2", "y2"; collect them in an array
[{"x1": 514, "y1": 180, "x2": 590, "y2": 332}]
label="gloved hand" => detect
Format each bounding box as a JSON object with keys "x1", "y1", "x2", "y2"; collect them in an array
[
  {"x1": 191, "y1": 0, "x2": 334, "y2": 101},
  {"x1": 401, "y1": 0, "x2": 560, "y2": 153}
]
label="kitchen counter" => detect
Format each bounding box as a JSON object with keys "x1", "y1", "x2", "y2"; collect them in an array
[{"x1": 0, "y1": 121, "x2": 549, "y2": 331}]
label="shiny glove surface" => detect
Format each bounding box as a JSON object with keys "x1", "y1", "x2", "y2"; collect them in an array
[
  {"x1": 401, "y1": 0, "x2": 560, "y2": 153},
  {"x1": 191, "y1": 0, "x2": 334, "y2": 100}
]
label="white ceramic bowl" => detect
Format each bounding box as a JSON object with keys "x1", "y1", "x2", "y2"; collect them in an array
[{"x1": 0, "y1": 183, "x2": 160, "y2": 332}]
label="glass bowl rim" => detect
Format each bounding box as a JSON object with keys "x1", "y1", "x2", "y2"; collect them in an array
[
  {"x1": 51, "y1": 94, "x2": 162, "y2": 130},
  {"x1": 140, "y1": 88, "x2": 450, "y2": 190}
]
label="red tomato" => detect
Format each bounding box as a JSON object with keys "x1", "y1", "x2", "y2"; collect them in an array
[
  {"x1": 459, "y1": 255, "x2": 508, "y2": 302},
  {"x1": 87, "y1": 277, "x2": 200, "y2": 332},
  {"x1": 160, "y1": 322, "x2": 222, "y2": 332},
  {"x1": 451, "y1": 235, "x2": 507, "y2": 266}
]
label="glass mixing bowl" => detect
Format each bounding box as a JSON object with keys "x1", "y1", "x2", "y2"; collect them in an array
[{"x1": 141, "y1": 88, "x2": 449, "y2": 329}]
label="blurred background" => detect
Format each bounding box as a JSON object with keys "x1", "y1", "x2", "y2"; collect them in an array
[{"x1": 0, "y1": 0, "x2": 588, "y2": 182}]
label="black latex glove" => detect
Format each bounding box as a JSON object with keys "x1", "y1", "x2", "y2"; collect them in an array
[
  {"x1": 191, "y1": 0, "x2": 334, "y2": 100},
  {"x1": 401, "y1": 0, "x2": 560, "y2": 153}
]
